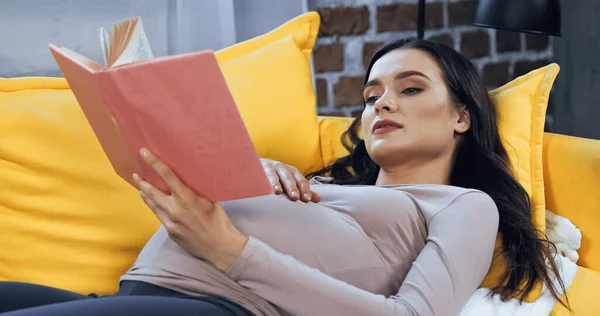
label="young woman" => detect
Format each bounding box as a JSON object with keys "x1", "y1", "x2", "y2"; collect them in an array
[{"x1": 0, "y1": 38, "x2": 567, "y2": 316}]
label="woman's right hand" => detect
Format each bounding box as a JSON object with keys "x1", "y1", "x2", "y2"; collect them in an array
[{"x1": 261, "y1": 158, "x2": 321, "y2": 203}]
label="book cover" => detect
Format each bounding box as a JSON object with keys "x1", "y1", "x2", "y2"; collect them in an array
[{"x1": 48, "y1": 17, "x2": 273, "y2": 202}]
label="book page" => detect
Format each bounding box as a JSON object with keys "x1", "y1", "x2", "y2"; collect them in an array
[
  {"x1": 51, "y1": 45, "x2": 104, "y2": 73},
  {"x1": 110, "y1": 17, "x2": 154, "y2": 68},
  {"x1": 99, "y1": 28, "x2": 110, "y2": 67},
  {"x1": 98, "y1": 17, "x2": 154, "y2": 68}
]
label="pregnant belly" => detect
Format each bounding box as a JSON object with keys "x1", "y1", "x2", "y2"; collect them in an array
[{"x1": 221, "y1": 194, "x2": 386, "y2": 274}]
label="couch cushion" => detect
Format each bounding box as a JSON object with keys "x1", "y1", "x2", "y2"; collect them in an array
[
  {"x1": 550, "y1": 266, "x2": 600, "y2": 315},
  {"x1": 543, "y1": 133, "x2": 600, "y2": 271},
  {"x1": 0, "y1": 12, "x2": 321, "y2": 295},
  {"x1": 215, "y1": 12, "x2": 322, "y2": 174},
  {"x1": 490, "y1": 63, "x2": 559, "y2": 234},
  {"x1": 0, "y1": 79, "x2": 157, "y2": 294}
]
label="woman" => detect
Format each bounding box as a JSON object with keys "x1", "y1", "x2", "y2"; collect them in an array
[{"x1": 0, "y1": 38, "x2": 567, "y2": 316}]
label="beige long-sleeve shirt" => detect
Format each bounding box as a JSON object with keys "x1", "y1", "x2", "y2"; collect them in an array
[{"x1": 120, "y1": 177, "x2": 499, "y2": 316}]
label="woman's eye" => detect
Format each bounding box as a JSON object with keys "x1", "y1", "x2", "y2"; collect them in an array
[
  {"x1": 403, "y1": 87, "x2": 422, "y2": 95},
  {"x1": 365, "y1": 96, "x2": 379, "y2": 105}
]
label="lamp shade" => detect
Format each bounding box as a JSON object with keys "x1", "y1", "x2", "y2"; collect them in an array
[{"x1": 473, "y1": 0, "x2": 562, "y2": 36}]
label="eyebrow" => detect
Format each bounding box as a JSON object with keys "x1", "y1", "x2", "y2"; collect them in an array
[{"x1": 363, "y1": 70, "x2": 431, "y2": 90}]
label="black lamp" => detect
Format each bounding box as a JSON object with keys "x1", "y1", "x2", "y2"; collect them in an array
[
  {"x1": 417, "y1": 0, "x2": 425, "y2": 39},
  {"x1": 473, "y1": 0, "x2": 562, "y2": 36},
  {"x1": 416, "y1": 0, "x2": 562, "y2": 39}
]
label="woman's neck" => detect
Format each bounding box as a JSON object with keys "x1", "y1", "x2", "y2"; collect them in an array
[{"x1": 375, "y1": 156, "x2": 452, "y2": 186}]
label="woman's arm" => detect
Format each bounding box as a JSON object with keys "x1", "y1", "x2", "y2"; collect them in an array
[{"x1": 225, "y1": 192, "x2": 499, "y2": 316}]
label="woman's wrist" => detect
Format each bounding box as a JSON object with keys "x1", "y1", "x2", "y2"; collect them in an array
[{"x1": 210, "y1": 230, "x2": 249, "y2": 273}]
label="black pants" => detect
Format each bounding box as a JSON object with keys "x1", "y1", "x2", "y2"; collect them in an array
[{"x1": 0, "y1": 281, "x2": 255, "y2": 316}]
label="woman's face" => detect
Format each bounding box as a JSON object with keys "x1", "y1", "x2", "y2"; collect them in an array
[{"x1": 361, "y1": 48, "x2": 470, "y2": 167}]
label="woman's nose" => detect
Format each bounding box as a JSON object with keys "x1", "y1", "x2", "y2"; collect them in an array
[{"x1": 374, "y1": 95, "x2": 397, "y2": 114}]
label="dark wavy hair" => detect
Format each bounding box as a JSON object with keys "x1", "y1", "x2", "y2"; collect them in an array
[{"x1": 307, "y1": 37, "x2": 568, "y2": 307}]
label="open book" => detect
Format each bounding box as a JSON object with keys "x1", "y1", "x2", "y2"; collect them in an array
[
  {"x1": 48, "y1": 17, "x2": 273, "y2": 202},
  {"x1": 98, "y1": 16, "x2": 155, "y2": 68}
]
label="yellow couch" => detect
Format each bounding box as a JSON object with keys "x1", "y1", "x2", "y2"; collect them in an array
[{"x1": 1, "y1": 11, "x2": 599, "y2": 315}]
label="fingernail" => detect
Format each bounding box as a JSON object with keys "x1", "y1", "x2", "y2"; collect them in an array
[
  {"x1": 304, "y1": 193, "x2": 311, "y2": 201},
  {"x1": 274, "y1": 185, "x2": 281, "y2": 191},
  {"x1": 140, "y1": 148, "x2": 149, "y2": 158},
  {"x1": 290, "y1": 191, "x2": 298, "y2": 197},
  {"x1": 139, "y1": 181, "x2": 150, "y2": 191},
  {"x1": 133, "y1": 173, "x2": 139, "y2": 181}
]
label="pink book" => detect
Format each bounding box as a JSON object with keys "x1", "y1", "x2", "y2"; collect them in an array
[{"x1": 48, "y1": 17, "x2": 273, "y2": 202}]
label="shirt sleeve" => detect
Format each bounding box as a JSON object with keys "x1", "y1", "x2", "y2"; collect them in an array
[
  {"x1": 225, "y1": 191, "x2": 499, "y2": 316},
  {"x1": 308, "y1": 175, "x2": 335, "y2": 185}
]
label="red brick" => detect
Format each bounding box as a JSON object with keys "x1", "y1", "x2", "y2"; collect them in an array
[
  {"x1": 525, "y1": 34, "x2": 549, "y2": 51},
  {"x1": 448, "y1": 0, "x2": 479, "y2": 27},
  {"x1": 513, "y1": 60, "x2": 551, "y2": 79},
  {"x1": 427, "y1": 34, "x2": 454, "y2": 48},
  {"x1": 496, "y1": 31, "x2": 521, "y2": 53},
  {"x1": 318, "y1": 6, "x2": 370, "y2": 36},
  {"x1": 316, "y1": 79, "x2": 328, "y2": 107},
  {"x1": 363, "y1": 42, "x2": 384, "y2": 69},
  {"x1": 325, "y1": 111, "x2": 348, "y2": 117},
  {"x1": 334, "y1": 76, "x2": 365, "y2": 107},
  {"x1": 313, "y1": 43, "x2": 344, "y2": 73},
  {"x1": 376, "y1": 3, "x2": 444, "y2": 33},
  {"x1": 461, "y1": 30, "x2": 490, "y2": 58},
  {"x1": 351, "y1": 109, "x2": 364, "y2": 118},
  {"x1": 482, "y1": 62, "x2": 510, "y2": 87}
]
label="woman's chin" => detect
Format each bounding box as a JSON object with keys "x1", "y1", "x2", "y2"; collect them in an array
[{"x1": 368, "y1": 141, "x2": 405, "y2": 161}]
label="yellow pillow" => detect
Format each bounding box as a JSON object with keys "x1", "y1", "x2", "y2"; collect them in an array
[
  {"x1": 490, "y1": 63, "x2": 559, "y2": 234},
  {"x1": 481, "y1": 63, "x2": 559, "y2": 302},
  {"x1": 318, "y1": 64, "x2": 560, "y2": 301},
  {"x1": 0, "y1": 81, "x2": 160, "y2": 294},
  {"x1": 215, "y1": 12, "x2": 322, "y2": 174},
  {"x1": 0, "y1": 12, "x2": 321, "y2": 295}
]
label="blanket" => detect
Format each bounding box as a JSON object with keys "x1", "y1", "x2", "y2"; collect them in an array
[{"x1": 459, "y1": 210, "x2": 581, "y2": 316}]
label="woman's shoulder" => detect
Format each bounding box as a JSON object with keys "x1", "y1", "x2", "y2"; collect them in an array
[
  {"x1": 384, "y1": 184, "x2": 497, "y2": 220},
  {"x1": 310, "y1": 178, "x2": 496, "y2": 217},
  {"x1": 418, "y1": 185, "x2": 498, "y2": 223},
  {"x1": 380, "y1": 183, "x2": 487, "y2": 198},
  {"x1": 309, "y1": 177, "x2": 493, "y2": 206}
]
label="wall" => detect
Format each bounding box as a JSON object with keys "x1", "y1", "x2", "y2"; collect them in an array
[
  {"x1": 552, "y1": 0, "x2": 600, "y2": 140},
  {"x1": 0, "y1": 0, "x2": 171, "y2": 77},
  {"x1": 310, "y1": 0, "x2": 555, "y2": 126},
  {"x1": 0, "y1": 0, "x2": 307, "y2": 77},
  {"x1": 233, "y1": 0, "x2": 308, "y2": 42}
]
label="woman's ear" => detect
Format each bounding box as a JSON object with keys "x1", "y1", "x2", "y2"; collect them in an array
[{"x1": 454, "y1": 105, "x2": 471, "y2": 134}]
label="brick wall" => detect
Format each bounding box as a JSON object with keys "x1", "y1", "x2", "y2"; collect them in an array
[{"x1": 311, "y1": 0, "x2": 554, "y2": 121}]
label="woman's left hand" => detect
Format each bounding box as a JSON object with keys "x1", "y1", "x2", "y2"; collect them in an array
[{"x1": 132, "y1": 148, "x2": 248, "y2": 273}]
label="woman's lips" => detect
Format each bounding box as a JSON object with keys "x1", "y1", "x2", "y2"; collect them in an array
[
  {"x1": 372, "y1": 119, "x2": 402, "y2": 134},
  {"x1": 373, "y1": 125, "x2": 400, "y2": 134}
]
